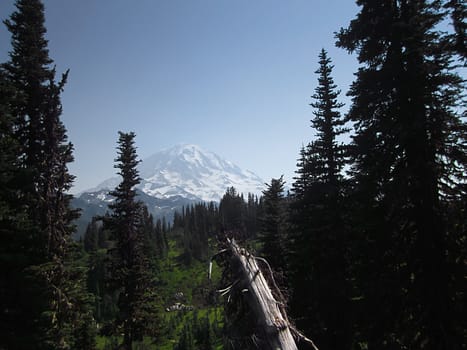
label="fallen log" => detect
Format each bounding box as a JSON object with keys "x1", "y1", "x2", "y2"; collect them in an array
[{"x1": 212, "y1": 238, "x2": 318, "y2": 350}]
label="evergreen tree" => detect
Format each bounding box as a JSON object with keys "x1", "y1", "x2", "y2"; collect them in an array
[
  {"x1": 219, "y1": 187, "x2": 247, "y2": 237},
  {"x1": 105, "y1": 131, "x2": 159, "y2": 349},
  {"x1": 1, "y1": 1, "x2": 93, "y2": 348},
  {"x1": 244, "y1": 193, "x2": 261, "y2": 238},
  {"x1": 1, "y1": 7, "x2": 52, "y2": 346},
  {"x1": 337, "y1": 1, "x2": 466, "y2": 348},
  {"x1": 0, "y1": 62, "x2": 35, "y2": 350},
  {"x1": 288, "y1": 49, "x2": 351, "y2": 349},
  {"x1": 309, "y1": 49, "x2": 349, "y2": 185},
  {"x1": 291, "y1": 145, "x2": 313, "y2": 198},
  {"x1": 3, "y1": 0, "x2": 52, "y2": 180},
  {"x1": 257, "y1": 176, "x2": 288, "y2": 273}
]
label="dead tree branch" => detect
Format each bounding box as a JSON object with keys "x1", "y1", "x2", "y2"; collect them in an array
[{"x1": 217, "y1": 238, "x2": 311, "y2": 350}]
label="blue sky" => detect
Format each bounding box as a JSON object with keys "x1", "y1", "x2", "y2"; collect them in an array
[{"x1": 0, "y1": 0, "x2": 359, "y2": 193}]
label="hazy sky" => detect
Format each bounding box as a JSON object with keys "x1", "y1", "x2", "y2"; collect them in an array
[{"x1": 0, "y1": 0, "x2": 359, "y2": 193}]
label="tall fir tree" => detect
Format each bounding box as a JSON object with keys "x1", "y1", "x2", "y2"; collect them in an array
[
  {"x1": 337, "y1": 1, "x2": 466, "y2": 348},
  {"x1": 105, "y1": 131, "x2": 160, "y2": 350},
  {"x1": 1, "y1": 1, "x2": 94, "y2": 348},
  {"x1": 0, "y1": 61, "x2": 35, "y2": 350},
  {"x1": 258, "y1": 176, "x2": 288, "y2": 273},
  {"x1": 291, "y1": 145, "x2": 313, "y2": 199},
  {"x1": 288, "y1": 49, "x2": 351, "y2": 350},
  {"x1": 309, "y1": 49, "x2": 349, "y2": 186}
]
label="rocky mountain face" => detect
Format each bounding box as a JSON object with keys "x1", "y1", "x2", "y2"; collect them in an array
[{"x1": 72, "y1": 144, "x2": 265, "y2": 237}]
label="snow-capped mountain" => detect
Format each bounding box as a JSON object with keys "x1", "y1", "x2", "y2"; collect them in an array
[
  {"x1": 90, "y1": 144, "x2": 265, "y2": 202},
  {"x1": 73, "y1": 145, "x2": 264, "y2": 237},
  {"x1": 72, "y1": 144, "x2": 265, "y2": 237}
]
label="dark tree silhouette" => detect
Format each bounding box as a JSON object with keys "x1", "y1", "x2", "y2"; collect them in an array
[
  {"x1": 258, "y1": 176, "x2": 288, "y2": 273},
  {"x1": 1, "y1": 1, "x2": 93, "y2": 348},
  {"x1": 106, "y1": 131, "x2": 160, "y2": 349},
  {"x1": 288, "y1": 49, "x2": 351, "y2": 350},
  {"x1": 337, "y1": 1, "x2": 466, "y2": 348}
]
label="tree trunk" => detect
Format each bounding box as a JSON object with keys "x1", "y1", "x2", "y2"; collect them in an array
[{"x1": 226, "y1": 238, "x2": 298, "y2": 350}]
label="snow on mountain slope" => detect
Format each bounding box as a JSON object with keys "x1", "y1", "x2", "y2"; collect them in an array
[{"x1": 90, "y1": 144, "x2": 265, "y2": 202}]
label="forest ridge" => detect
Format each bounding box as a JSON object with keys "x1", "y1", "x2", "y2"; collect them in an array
[{"x1": 0, "y1": 1, "x2": 466, "y2": 350}]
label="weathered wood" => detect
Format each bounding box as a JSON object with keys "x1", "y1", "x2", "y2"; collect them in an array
[{"x1": 226, "y1": 238, "x2": 298, "y2": 350}]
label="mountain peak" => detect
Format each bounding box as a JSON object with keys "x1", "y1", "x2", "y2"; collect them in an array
[
  {"x1": 91, "y1": 144, "x2": 264, "y2": 202},
  {"x1": 170, "y1": 143, "x2": 204, "y2": 154}
]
